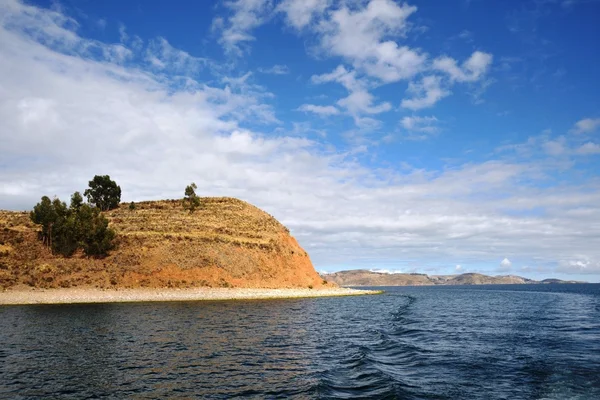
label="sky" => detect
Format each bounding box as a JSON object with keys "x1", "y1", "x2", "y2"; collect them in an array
[{"x1": 1, "y1": 0, "x2": 599, "y2": 282}]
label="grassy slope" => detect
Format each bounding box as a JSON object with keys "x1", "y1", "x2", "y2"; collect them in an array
[{"x1": 0, "y1": 198, "x2": 329, "y2": 290}]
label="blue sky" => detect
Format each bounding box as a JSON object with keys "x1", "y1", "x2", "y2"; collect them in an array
[{"x1": 1, "y1": 0, "x2": 600, "y2": 281}]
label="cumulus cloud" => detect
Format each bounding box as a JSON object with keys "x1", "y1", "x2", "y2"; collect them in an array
[
  {"x1": 500, "y1": 258, "x2": 512, "y2": 270},
  {"x1": 278, "y1": 0, "x2": 493, "y2": 123},
  {"x1": 315, "y1": 0, "x2": 426, "y2": 82},
  {"x1": 570, "y1": 118, "x2": 600, "y2": 134}
]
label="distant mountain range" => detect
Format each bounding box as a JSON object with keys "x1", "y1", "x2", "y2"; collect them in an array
[{"x1": 320, "y1": 270, "x2": 584, "y2": 287}]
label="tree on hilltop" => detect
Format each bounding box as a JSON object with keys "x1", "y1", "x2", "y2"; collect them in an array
[
  {"x1": 183, "y1": 182, "x2": 200, "y2": 213},
  {"x1": 84, "y1": 175, "x2": 121, "y2": 211}
]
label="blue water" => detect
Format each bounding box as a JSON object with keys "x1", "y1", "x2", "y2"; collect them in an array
[{"x1": 1, "y1": 284, "x2": 599, "y2": 399}]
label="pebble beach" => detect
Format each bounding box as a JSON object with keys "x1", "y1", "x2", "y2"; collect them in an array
[{"x1": 0, "y1": 287, "x2": 382, "y2": 305}]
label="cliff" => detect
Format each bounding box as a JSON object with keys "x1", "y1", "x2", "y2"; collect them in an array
[
  {"x1": 0, "y1": 198, "x2": 329, "y2": 290},
  {"x1": 321, "y1": 270, "x2": 581, "y2": 286}
]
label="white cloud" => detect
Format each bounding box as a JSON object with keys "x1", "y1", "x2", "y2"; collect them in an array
[
  {"x1": 311, "y1": 65, "x2": 359, "y2": 90},
  {"x1": 214, "y1": 0, "x2": 273, "y2": 54},
  {"x1": 337, "y1": 90, "x2": 391, "y2": 115},
  {"x1": 401, "y1": 76, "x2": 450, "y2": 110},
  {"x1": 277, "y1": 0, "x2": 330, "y2": 29},
  {"x1": 222, "y1": 71, "x2": 253, "y2": 86},
  {"x1": 558, "y1": 259, "x2": 600, "y2": 274},
  {"x1": 118, "y1": 23, "x2": 128, "y2": 42},
  {"x1": 570, "y1": 118, "x2": 600, "y2": 134},
  {"x1": 401, "y1": 116, "x2": 439, "y2": 134},
  {"x1": 469, "y1": 77, "x2": 495, "y2": 105},
  {"x1": 433, "y1": 51, "x2": 493, "y2": 82},
  {"x1": 297, "y1": 104, "x2": 340, "y2": 116},
  {"x1": 503, "y1": 130, "x2": 600, "y2": 158},
  {"x1": 312, "y1": 65, "x2": 391, "y2": 117},
  {"x1": 576, "y1": 142, "x2": 600, "y2": 155},
  {"x1": 455, "y1": 265, "x2": 462, "y2": 271},
  {"x1": 258, "y1": 64, "x2": 290, "y2": 74},
  {"x1": 369, "y1": 269, "x2": 403, "y2": 274},
  {"x1": 500, "y1": 258, "x2": 512, "y2": 270},
  {"x1": 458, "y1": 30, "x2": 473, "y2": 41},
  {"x1": 542, "y1": 136, "x2": 567, "y2": 156},
  {"x1": 282, "y1": 0, "x2": 492, "y2": 113},
  {"x1": 316, "y1": 0, "x2": 426, "y2": 82},
  {"x1": 145, "y1": 37, "x2": 207, "y2": 73}
]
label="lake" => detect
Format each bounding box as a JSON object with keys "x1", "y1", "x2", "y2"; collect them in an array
[{"x1": 1, "y1": 284, "x2": 599, "y2": 399}]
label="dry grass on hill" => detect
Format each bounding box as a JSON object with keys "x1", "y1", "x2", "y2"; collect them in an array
[{"x1": 0, "y1": 197, "x2": 330, "y2": 290}]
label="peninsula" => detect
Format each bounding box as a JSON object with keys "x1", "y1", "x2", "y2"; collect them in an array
[{"x1": 0, "y1": 198, "x2": 378, "y2": 304}]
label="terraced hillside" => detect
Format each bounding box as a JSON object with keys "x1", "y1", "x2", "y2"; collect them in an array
[{"x1": 0, "y1": 198, "x2": 328, "y2": 290}]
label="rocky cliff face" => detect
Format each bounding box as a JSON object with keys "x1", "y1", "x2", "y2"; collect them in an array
[
  {"x1": 0, "y1": 198, "x2": 329, "y2": 290},
  {"x1": 321, "y1": 270, "x2": 577, "y2": 286}
]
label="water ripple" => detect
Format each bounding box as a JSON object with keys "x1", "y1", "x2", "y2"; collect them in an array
[{"x1": 1, "y1": 285, "x2": 599, "y2": 399}]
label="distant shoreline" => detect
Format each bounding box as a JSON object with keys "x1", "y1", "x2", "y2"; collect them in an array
[
  {"x1": 322, "y1": 270, "x2": 588, "y2": 287},
  {"x1": 0, "y1": 287, "x2": 383, "y2": 305}
]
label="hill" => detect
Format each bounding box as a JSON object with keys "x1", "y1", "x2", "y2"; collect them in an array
[
  {"x1": 0, "y1": 198, "x2": 330, "y2": 290},
  {"x1": 321, "y1": 270, "x2": 582, "y2": 286}
]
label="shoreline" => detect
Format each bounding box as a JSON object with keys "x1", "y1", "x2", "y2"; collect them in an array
[{"x1": 0, "y1": 287, "x2": 383, "y2": 305}]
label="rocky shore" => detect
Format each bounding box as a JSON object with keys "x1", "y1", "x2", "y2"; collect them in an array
[{"x1": 0, "y1": 287, "x2": 382, "y2": 305}]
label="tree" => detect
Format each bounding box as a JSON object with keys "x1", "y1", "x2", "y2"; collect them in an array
[
  {"x1": 50, "y1": 197, "x2": 78, "y2": 257},
  {"x1": 128, "y1": 201, "x2": 136, "y2": 211},
  {"x1": 84, "y1": 175, "x2": 121, "y2": 211},
  {"x1": 70, "y1": 191, "x2": 84, "y2": 211},
  {"x1": 77, "y1": 204, "x2": 115, "y2": 256},
  {"x1": 30, "y1": 193, "x2": 116, "y2": 257},
  {"x1": 183, "y1": 182, "x2": 200, "y2": 213},
  {"x1": 30, "y1": 196, "x2": 57, "y2": 247}
]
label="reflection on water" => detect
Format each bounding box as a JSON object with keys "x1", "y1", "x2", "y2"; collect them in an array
[{"x1": 1, "y1": 284, "x2": 600, "y2": 399}]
